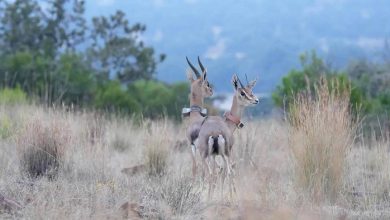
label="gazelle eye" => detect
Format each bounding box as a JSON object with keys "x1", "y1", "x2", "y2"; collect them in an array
[{"x1": 240, "y1": 91, "x2": 245, "y2": 96}]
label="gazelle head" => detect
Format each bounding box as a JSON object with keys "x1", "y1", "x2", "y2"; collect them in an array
[
  {"x1": 232, "y1": 74, "x2": 259, "y2": 106},
  {"x1": 186, "y1": 56, "x2": 213, "y2": 98}
]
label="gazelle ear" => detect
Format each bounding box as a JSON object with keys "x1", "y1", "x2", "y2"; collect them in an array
[
  {"x1": 201, "y1": 69, "x2": 207, "y2": 82},
  {"x1": 186, "y1": 70, "x2": 195, "y2": 83},
  {"x1": 232, "y1": 74, "x2": 239, "y2": 90},
  {"x1": 247, "y1": 78, "x2": 257, "y2": 90}
]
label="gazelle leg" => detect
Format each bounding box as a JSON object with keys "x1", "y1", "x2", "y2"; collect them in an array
[
  {"x1": 191, "y1": 144, "x2": 197, "y2": 177},
  {"x1": 200, "y1": 156, "x2": 208, "y2": 189},
  {"x1": 206, "y1": 156, "x2": 215, "y2": 199},
  {"x1": 211, "y1": 155, "x2": 218, "y2": 198},
  {"x1": 221, "y1": 155, "x2": 228, "y2": 200},
  {"x1": 224, "y1": 155, "x2": 236, "y2": 200},
  {"x1": 218, "y1": 135, "x2": 227, "y2": 200}
]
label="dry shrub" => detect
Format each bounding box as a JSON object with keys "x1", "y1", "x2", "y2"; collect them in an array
[
  {"x1": 143, "y1": 120, "x2": 172, "y2": 177},
  {"x1": 344, "y1": 135, "x2": 390, "y2": 212},
  {"x1": 84, "y1": 112, "x2": 106, "y2": 145},
  {"x1": 107, "y1": 120, "x2": 135, "y2": 152},
  {"x1": 110, "y1": 134, "x2": 129, "y2": 152},
  {"x1": 289, "y1": 77, "x2": 356, "y2": 202},
  {"x1": 139, "y1": 174, "x2": 201, "y2": 218},
  {"x1": 17, "y1": 117, "x2": 70, "y2": 179}
]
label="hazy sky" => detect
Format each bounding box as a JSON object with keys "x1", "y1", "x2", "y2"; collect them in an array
[{"x1": 83, "y1": 0, "x2": 390, "y2": 92}]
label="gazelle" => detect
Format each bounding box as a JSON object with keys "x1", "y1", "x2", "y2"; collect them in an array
[
  {"x1": 196, "y1": 74, "x2": 259, "y2": 197},
  {"x1": 183, "y1": 57, "x2": 213, "y2": 176}
]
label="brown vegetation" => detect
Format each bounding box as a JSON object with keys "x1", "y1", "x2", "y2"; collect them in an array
[
  {"x1": 0, "y1": 101, "x2": 389, "y2": 219},
  {"x1": 289, "y1": 78, "x2": 356, "y2": 202}
]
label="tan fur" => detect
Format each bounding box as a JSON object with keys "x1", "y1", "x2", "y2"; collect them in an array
[
  {"x1": 196, "y1": 74, "x2": 259, "y2": 198},
  {"x1": 184, "y1": 58, "x2": 213, "y2": 177}
]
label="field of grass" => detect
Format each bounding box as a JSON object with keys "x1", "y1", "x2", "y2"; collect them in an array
[{"x1": 1, "y1": 98, "x2": 390, "y2": 219}]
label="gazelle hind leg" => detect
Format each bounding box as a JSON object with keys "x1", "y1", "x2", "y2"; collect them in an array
[
  {"x1": 200, "y1": 156, "x2": 208, "y2": 190},
  {"x1": 221, "y1": 155, "x2": 227, "y2": 199},
  {"x1": 208, "y1": 156, "x2": 217, "y2": 199},
  {"x1": 218, "y1": 135, "x2": 226, "y2": 199},
  {"x1": 191, "y1": 144, "x2": 197, "y2": 177},
  {"x1": 224, "y1": 155, "x2": 237, "y2": 200},
  {"x1": 207, "y1": 136, "x2": 217, "y2": 199}
]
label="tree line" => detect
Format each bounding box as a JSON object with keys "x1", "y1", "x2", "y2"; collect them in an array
[
  {"x1": 0, "y1": 0, "x2": 188, "y2": 119},
  {"x1": 272, "y1": 50, "x2": 390, "y2": 127}
]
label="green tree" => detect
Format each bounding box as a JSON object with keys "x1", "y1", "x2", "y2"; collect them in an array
[
  {"x1": 88, "y1": 10, "x2": 165, "y2": 84},
  {"x1": 0, "y1": 0, "x2": 166, "y2": 110},
  {"x1": 346, "y1": 59, "x2": 390, "y2": 114},
  {"x1": 272, "y1": 51, "x2": 365, "y2": 112},
  {"x1": 0, "y1": 0, "x2": 86, "y2": 56},
  {"x1": 95, "y1": 81, "x2": 140, "y2": 114},
  {"x1": 53, "y1": 53, "x2": 96, "y2": 105},
  {"x1": 129, "y1": 80, "x2": 174, "y2": 119}
]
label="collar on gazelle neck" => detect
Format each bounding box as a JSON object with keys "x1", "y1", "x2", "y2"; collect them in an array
[
  {"x1": 224, "y1": 111, "x2": 244, "y2": 128},
  {"x1": 182, "y1": 105, "x2": 208, "y2": 117}
]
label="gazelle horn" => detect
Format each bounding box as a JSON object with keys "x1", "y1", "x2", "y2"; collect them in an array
[
  {"x1": 237, "y1": 75, "x2": 244, "y2": 88},
  {"x1": 186, "y1": 56, "x2": 201, "y2": 78},
  {"x1": 197, "y1": 56, "x2": 206, "y2": 73}
]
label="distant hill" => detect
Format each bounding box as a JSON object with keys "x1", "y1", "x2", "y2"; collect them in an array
[{"x1": 86, "y1": 0, "x2": 390, "y2": 92}]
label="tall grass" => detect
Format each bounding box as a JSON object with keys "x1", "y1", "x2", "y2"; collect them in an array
[
  {"x1": 289, "y1": 77, "x2": 356, "y2": 202},
  {"x1": 143, "y1": 120, "x2": 172, "y2": 176},
  {"x1": 3, "y1": 101, "x2": 390, "y2": 218},
  {"x1": 16, "y1": 114, "x2": 71, "y2": 179}
]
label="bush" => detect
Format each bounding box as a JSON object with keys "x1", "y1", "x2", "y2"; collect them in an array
[
  {"x1": 289, "y1": 77, "x2": 356, "y2": 203},
  {"x1": 0, "y1": 87, "x2": 27, "y2": 105},
  {"x1": 110, "y1": 135, "x2": 129, "y2": 152},
  {"x1": 0, "y1": 115, "x2": 12, "y2": 139},
  {"x1": 139, "y1": 174, "x2": 201, "y2": 218},
  {"x1": 129, "y1": 80, "x2": 190, "y2": 120},
  {"x1": 143, "y1": 120, "x2": 172, "y2": 177},
  {"x1": 17, "y1": 118, "x2": 70, "y2": 179},
  {"x1": 144, "y1": 140, "x2": 169, "y2": 177},
  {"x1": 272, "y1": 51, "x2": 365, "y2": 113},
  {"x1": 95, "y1": 81, "x2": 141, "y2": 115}
]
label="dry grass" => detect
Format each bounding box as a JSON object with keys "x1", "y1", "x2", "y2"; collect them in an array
[
  {"x1": 289, "y1": 78, "x2": 356, "y2": 203},
  {"x1": 0, "y1": 101, "x2": 389, "y2": 219},
  {"x1": 143, "y1": 119, "x2": 172, "y2": 177},
  {"x1": 17, "y1": 114, "x2": 71, "y2": 179}
]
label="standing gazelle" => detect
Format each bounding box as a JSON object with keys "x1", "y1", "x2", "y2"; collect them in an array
[
  {"x1": 183, "y1": 57, "x2": 213, "y2": 176},
  {"x1": 196, "y1": 74, "x2": 259, "y2": 197}
]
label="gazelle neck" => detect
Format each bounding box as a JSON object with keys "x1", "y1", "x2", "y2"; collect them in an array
[
  {"x1": 226, "y1": 95, "x2": 244, "y2": 132},
  {"x1": 189, "y1": 91, "x2": 204, "y2": 121}
]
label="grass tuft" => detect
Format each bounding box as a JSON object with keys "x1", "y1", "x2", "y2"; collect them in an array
[
  {"x1": 143, "y1": 120, "x2": 172, "y2": 177},
  {"x1": 289, "y1": 77, "x2": 357, "y2": 202},
  {"x1": 17, "y1": 116, "x2": 70, "y2": 179}
]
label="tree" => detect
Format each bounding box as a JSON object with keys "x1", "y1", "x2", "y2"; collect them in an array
[
  {"x1": 0, "y1": 0, "x2": 167, "y2": 112},
  {"x1": 94, "y1": 80, "x2": 141, "y2": 114},
  {"x1": 0, "y1": 0, "x2": 86, "y2": 57},
  {"x1": 88, "y1": 10, "x2": 165, "y2": 84},
  {"x1": 346, "y1": 59, "x2": 390, "y2": 114},
  {"x1": 272, "y1": 51, "x2": 364, "y2": 112}
]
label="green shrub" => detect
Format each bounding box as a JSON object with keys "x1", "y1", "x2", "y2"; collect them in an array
[
  {"x1": 95, "y1": 81, "x2": 141, "y2": 115},
  {"x1": 272, "y1": 51, "x2": 365, "y2": 113},
  {"x1": 0, "y1": 87, "x2": 27, "y2": 105},
  {"x1": 0, "y1": 115, "x2": 12, "y2": 139}
]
